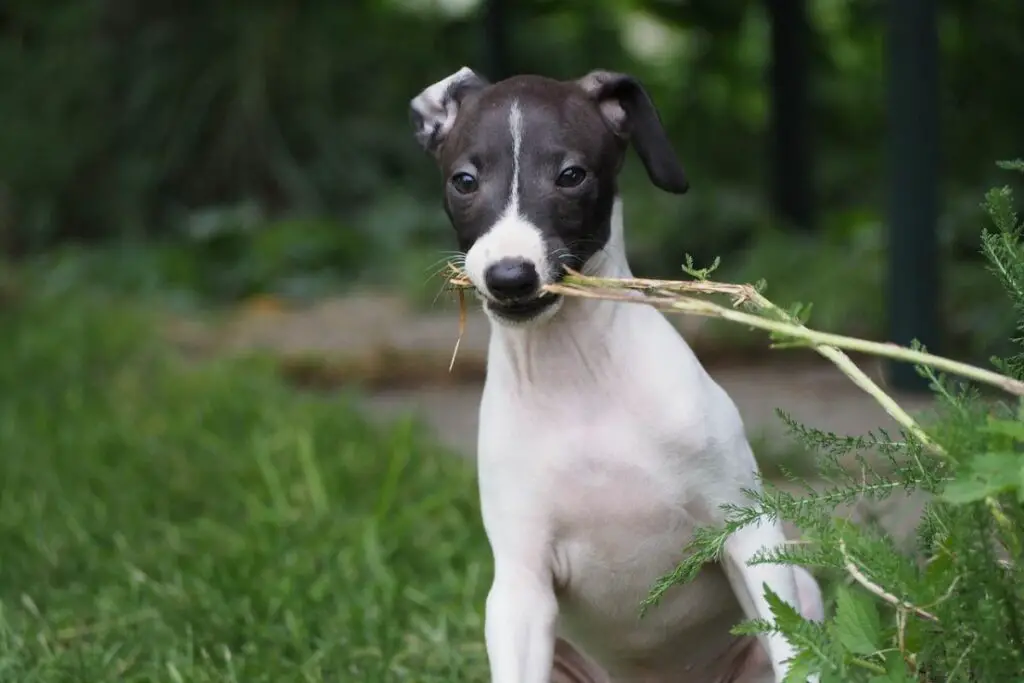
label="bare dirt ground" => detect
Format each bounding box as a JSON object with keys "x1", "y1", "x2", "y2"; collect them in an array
[{"x1": 168, "y1": 290, "x2": 934, "y2": 543}]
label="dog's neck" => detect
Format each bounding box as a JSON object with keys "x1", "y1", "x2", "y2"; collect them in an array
[{"x1": 485, "y1": 197, "x2": 636, "y2": 391}]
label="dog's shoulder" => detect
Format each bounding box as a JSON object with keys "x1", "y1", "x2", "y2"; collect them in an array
[
  {"x1": 616, "y1": 304, "x2": 757, "y2": 465},
  {"x1": 621, "y1": 306, "x2": 738, "y2": 409}
]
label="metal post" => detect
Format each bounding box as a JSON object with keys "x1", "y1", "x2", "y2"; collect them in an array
[
  {"x1": 482, "y1": 0, "x2": 510, "y2": 82},
  {"x1": 886, "y1": 0, "x2": 940, "y2": 392},
  {"x1": 767, "y1": 0, "x2": 814, "y2": 231}
]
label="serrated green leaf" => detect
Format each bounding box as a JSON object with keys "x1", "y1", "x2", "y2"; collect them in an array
[
  {"x1": 971, "y1": 451, "x2": 1021, "y2": 474},
  {"x1": 820, "y1": 667, "x2": 847, "y2": 683},
  {"x1": 942, "y1": 451, "x2": 1022, "y2": 503},
  {"x1": 833, "y1": 585, "x2": 881, "y2": 655},
  {"x1": 867, "y1": 651, "x2": 915, "y2": 683},
  {"x1": 731, "y1": 618, "x2": 772, "y2": 637},
  {"x1": 923, "y1": 548, "x2": 953, "y2": 582},
  {"x1": 942, "y1": 478, "x2": 997, "y2": 504},
  {"x1": 681, "y1": 254, "x2": 720, "y2": 281},
  {"x1": 795, "y1": 302, "x2": 813, "y2": 324},
  {"x1": 983, "y1": 416, "x2": 1024, "y2": 442},
  {"x1": 782, "y1": 650, "x2": 819, "y2": 683},
  {"x1": 763, "y1": 584, "x2": 805, "y2": 633}
]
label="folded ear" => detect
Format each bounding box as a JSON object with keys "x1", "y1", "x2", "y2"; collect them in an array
[
  {"x1": 577, "y1": 70, "x2": 689, "y2": 194},
  {"x1": 410, "y1": 67, "x2": 489, "y2": 157}
]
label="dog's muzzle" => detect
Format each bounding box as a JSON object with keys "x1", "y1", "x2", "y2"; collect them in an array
[
  {"x1": 482, "y1": 257, "x2": 562, "y2": 322},
  {"x1": 486, "y1": 292, "x2": 562, "y2": 323}
]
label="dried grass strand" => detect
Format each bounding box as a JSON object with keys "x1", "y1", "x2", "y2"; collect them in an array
[
  {"x1": 445, "y1": 263, "x2": 1023, "y2": 396},
  {"x1": 449, "y1": 287, "x2": 467, "y2": 373}
]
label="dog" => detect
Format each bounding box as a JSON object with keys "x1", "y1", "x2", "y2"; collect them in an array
[{"x1": 410, "y1": 67, "x2": 824, "y2": 683}]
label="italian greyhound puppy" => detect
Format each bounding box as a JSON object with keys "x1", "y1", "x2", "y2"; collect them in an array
[{"x1": 410, "y1": 67, "x2": 824, "y2": 683}]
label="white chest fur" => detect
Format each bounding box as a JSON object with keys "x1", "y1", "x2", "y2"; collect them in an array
[{"x1": 477, "y1": 288, "x2": 765, "y2": 680}]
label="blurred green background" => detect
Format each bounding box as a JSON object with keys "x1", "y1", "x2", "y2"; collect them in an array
[
  {"x1": 0, "y1": 1, "x2": 1020, "y2": 680},
  {"x1": 1, "y1": 0, "x2": 1022, "y2": 353}
]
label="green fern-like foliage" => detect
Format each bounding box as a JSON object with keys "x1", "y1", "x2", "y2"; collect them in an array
[{"x1": 650, "y1": 161, "x2": 1024, "y2": 682}]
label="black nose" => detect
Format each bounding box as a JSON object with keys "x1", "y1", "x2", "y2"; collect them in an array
[{"x1": 484, "y1": 258, "x2": 540, "y2": 300}]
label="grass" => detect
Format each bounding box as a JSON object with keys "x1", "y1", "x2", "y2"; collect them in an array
[{"x1": 0, "y1": 284, "x2": 492, "y2": 681}]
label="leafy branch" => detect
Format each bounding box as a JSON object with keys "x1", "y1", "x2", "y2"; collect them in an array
[{"x1": 540, "y1": 272, "x2": 1024, "y2": 399}]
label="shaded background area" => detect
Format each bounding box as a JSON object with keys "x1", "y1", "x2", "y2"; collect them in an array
[
  {"x1": 3, "y1": 0, "x2": 1024, "y2": 455},
  {"x1": 1, "y1": 0, "x2": 1022, "y2": 360},
  {"x1": 0, "y1": 2, "x2": 1017, "y2": 679}
]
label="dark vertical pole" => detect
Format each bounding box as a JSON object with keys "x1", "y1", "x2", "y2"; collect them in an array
[
  {"x1": 482, "y1": 0, "x2": 510, "y2": 82},
  {"x1": 766, "y1": 0, "x2": 814, "y2": 231},
  {"x1": 886, "y1": 0, "x2": 940, "y2": 392}
]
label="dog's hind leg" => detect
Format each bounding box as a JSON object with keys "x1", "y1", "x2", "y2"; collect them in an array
[
  {"x1": 721, "y1": 520, "x2": 820, "y2": 683},
  {"x1": 551, "y1": 638, "x2": 610, "y2": 683}
]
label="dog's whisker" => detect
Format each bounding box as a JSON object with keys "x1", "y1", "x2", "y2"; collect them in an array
[
  {"x1": 581, "y1": 248, "x2": 613, "y2": 277},
  {"x1": 424, "y1": 253, "x2": 469, "y2": 289},
  {"x1": 433, "y1": 275, "x2": 472, "y2": 311},
  {"x1": 424, "y1": 252, "x2": 466, "y2": 274},
  {"x1": 431, "y1": 281, "x2": 452, "y2": 308},
  {"x1": 423, "y1": 268, "x2": 451, "y2": 289}
]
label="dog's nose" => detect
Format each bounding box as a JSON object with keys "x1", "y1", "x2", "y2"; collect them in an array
[{"x1": 484, "y1": 258, "x2": 540, "y2": 300}]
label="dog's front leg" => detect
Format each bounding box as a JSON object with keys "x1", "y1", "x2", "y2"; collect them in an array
[
  {"x1": 485, "y1": 563, "x2": 559, "y2": 683},
  {"x1": 722, "y1": 520, "x2": 819, "y2": 683}
]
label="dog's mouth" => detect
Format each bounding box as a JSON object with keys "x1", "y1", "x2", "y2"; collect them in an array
[{"x1": 485, "y1": 292, "x2": 562, "y2": 323}]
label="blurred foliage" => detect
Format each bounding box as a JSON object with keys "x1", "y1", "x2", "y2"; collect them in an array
[
  {"x1": 652, "y1": 163, "x2": 1024, "y2": 683},
  {"x1": 0, "y1": 0, "x2": 1022, "y2": 345},
  {"x1": 0, "y1": 275, "x2": 492, "y2": 681}
]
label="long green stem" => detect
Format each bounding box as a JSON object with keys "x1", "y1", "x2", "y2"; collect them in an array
[
  {"x1": 849, "y1": 658, "x2": 887, "y2": 675},
  {"x1": 741, "y1": 285, "x2": 944, "y2": 464},
  {"x1": 545, "y1": 277, "x2": 1024, "y2": 398},
  {"x1": 448, "y1": 261, "x2": 1015, "y2": 464}
]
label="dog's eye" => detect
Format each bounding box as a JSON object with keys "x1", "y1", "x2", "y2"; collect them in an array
[
  {"x1": 450, "y1": 172, "x2": 478, "y2": 194},
  {"x1": 556, "y1": 166, "x2": 587, "y2": 188}
]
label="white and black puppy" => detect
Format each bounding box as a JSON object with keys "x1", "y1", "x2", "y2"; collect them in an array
[{"x1": 410, "y1": 68, "x2": 823, "y2": 683}]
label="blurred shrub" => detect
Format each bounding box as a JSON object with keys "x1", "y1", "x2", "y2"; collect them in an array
[
  {"x1": 0, "y1": 0, "x2": 1022, "y2": 304},
  {"x1": 0, "y1": 0, "x2": 476, "y2": 249},
  {"x1": 0, "y1": 272, "x2": 492, "y2": 681}
]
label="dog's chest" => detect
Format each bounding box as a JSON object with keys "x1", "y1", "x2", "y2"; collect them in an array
[
  {"x1": 546, "y1": 414, "x2": 736, "y2": 644},
  {"x1": 477, "y1": 355, "x2": 751, "y2": 675},
  {"x1": 478, "y1": 384, "x2": 739, "y2": 630},
  {"x1": 478, "y1": 379, "x2": 715, "y2": 525}
]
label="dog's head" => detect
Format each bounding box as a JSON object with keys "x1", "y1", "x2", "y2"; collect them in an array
[{"x1": 410, "y1": 67, "x2": 688, "y2": 326}]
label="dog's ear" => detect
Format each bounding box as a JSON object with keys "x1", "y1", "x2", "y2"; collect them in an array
[
  {"x1": 577, "y1": 70, "x2": 689, "y2": 194},
  {"x1": 410, "y1": 67, "x2": 489, "y2": 157}
]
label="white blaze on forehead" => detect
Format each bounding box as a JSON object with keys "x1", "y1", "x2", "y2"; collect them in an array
[
  {"x1": 464, "y1": 99, "x2": 551, "y2": 299},
  {"x1": 507, "y1": 101, "x2": 523, "y2": 213}
]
